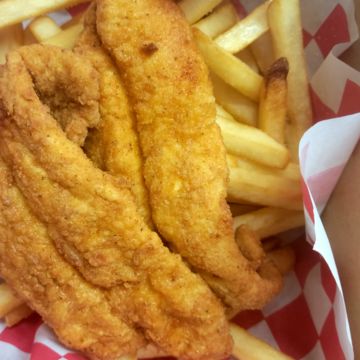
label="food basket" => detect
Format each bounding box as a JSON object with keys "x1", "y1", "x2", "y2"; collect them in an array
[{"x1": 0, "y1": 0, "x2": 359, "y2": 359}]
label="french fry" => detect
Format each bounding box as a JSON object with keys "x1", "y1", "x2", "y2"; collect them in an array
[
  {"x1": 215, "y1": 1, "x2": 271, "y2": 53},
  {"x1": 268, "y1": 0, "x2": 312, "y2": 160},
  {"x1": 0, "y1": 283, "x2": 23, "y2": 318},
  {"x1": 228, "y1": 163, "x2": 303, "y2": 210},
  {"x1": 230, "y1": 324, "x2": 293, "y2": 360},
  {"x1": 193, "y1": 2, "x2": 238, "y2": 38},
  {"x1": 211, "y1": 74, "x2": 258, "y2": 126},
  {"x1": 0, "y1": 23, "x2": 23, "y2": 64},
  {"x1": 258, "y1": 58, "x2": 289, "y2": 144},
  {"x1": 5, "y1": 304, "x2": 33, "y2": 327},
  {"x1": 236, "y1": 47, "x2": 260, "y2": 74},
  {"x1": 178, "y1": 0, "x2": 223, "y2": 24},
  {"x1": 29, "y1": 16, "x2": 61, "y2": 42},
  {"x1": 216, "y1": 107, "x2": 289, "y2": 168},
  {"x1": 267, "y1": 246, "x2": 296, "y2": 275},
  {"x1": 233, "y1": 207, "x2": 305, "y2": 239},
  {"x1": 193, "y1": 28, "x2": 263, "y2": 101},
  {"x1": 228, "y1": 154, "x2": 301, "y2": 182},
  {"x1": 251, "y1": 32, "x2": 275, "y2": 74},
  {"x1": 42, "y1": 23, "x2": 84, "y2": 49},
  {"x1": 0, "y1": 0, "x2": 87, "y2": 29}
]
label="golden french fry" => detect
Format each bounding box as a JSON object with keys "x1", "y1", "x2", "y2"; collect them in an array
[
  {"x1": 193, "y1": 2, "x2": 238, "y2": 38},
  {"x1": 29, "y1": 16, "x2": 61, "y2": 42},
  {"x1": 228, "y1": 154, "x2": 301, "y2": 182},
  {"x1": 230, "y1": 324, "x2": 293, "y2": 360},
  {"x1": 216, "y1": 107, "x2": 289, "y2": 168},
  {"x1": 0, "y1": 283, "x2": 24, "y2": 318},
  {"x1": 215, "y1": 1, "x2": 271, "y2": 53},
  {"x1": 236, "y1": 47, "x2": 260, "y2": 74},
  {"x1": 211, "y1": 74, "x2": 258, "y2": 126},
  {"x1": 228, "y1": 163, "x2": 303, "y2": 210},
  {"x1": 251, "y1": 32, "x2": 275, "y2": 74},
  {"x1": 193, "y1": 28, "x2": 263, "y2": 101},
  {"x1": 0, "y1": 0, "x2": 87, "y2": 29},
  {"x1": 5, "y1": 304, "x2": 33, "y2": 327},
  {"x1": 42, "y1": 23, "x2": 84, "y2": 49},
  {"x1": 268, "y1": 0, "x2": 312, "y2": 160},
  {"x1": 267, "y1": 246, "x2": 296, "y2": 275},
  {"x1": 0, "y1": 23, "x2": 23, "y2": 64},
  {"x1": 233, "y1": 207, "x2": 305, "y2": 239},
  {"x1": 178, "y1": 0, "x2": 223, "y2": 24},
  {"x1": 259, "y1": 58, "x2": 289, "y2": 144}
]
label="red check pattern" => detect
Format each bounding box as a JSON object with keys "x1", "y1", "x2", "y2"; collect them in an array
[{"x1": 0, "y1": 0, "x2": 359, "y2": 359}]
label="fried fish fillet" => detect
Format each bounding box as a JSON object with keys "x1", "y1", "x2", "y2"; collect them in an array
[
  {"x1": 75, "y1": 6, "x2": 152, "y2": 226},
  {"x1": 0, "y1": 48, "x2": 232, "y2": 360},
  {"x1": 96, "y1": 0, "x2": 282, "y2": 313},
  {"x1": 0, "y1": 152, "x2": 144, "y2": 360},
  {"x1": 18, "y1": 44, "x2": 100, "y2": 146}
]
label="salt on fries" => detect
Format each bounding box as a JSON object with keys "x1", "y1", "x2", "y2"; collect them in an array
[{"x1": 0, "y1": 0, "x2": 311, "y2": 358}]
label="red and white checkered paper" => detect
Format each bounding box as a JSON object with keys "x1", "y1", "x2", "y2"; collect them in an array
[{"x1": 1, "y1": 1, "x2": 360, "y2": 359}]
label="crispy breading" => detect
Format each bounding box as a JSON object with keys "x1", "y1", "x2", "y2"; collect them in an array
[
  {"x1": 0, "y1": 159, "x2": 144, "y2": 360},
  {"x1": 18, "y1": 45, "x2": 100, "y2": 146},
  {"x1": 96, "y1": 0, "x2": 282, "y2": 313},
  {"x1": 0, "y1": 49, "x2": 232, "y2": 360},
  {"x1": 75, "y1": 6, "x2": 152, "y2": 226}
]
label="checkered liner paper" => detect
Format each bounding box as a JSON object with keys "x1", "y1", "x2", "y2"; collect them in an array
[{"x1": 1, "y1": 1, "x2": 360, "y2": 359}]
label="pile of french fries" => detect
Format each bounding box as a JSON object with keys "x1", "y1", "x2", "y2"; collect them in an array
[{"x1": 0, "y1": 0, "x2": 313, "y2": 359}]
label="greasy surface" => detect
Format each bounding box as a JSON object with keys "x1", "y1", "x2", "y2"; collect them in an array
[
  {"x1": 0, "y1": 160, "x2": 144, "y2": 360},
  {"x1": 75, "y1": 7, "x2": 152, "y2": 226},
  {"x1": 97, "y1": 0, "x2": 282, "y2": 313},
  {"x1": 0, "y1": 50, "x2": 232, "y2": 360},
  {"x1": 17, "y1": 45, "x2": 100, "y2": 146}
]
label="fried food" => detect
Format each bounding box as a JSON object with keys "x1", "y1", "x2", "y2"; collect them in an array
[
  {"x1": 0, "y1": 48, "x2": 231, "y2": 360},
  {"x1": 96, "y1": 0, "x2": 282, "y2": 314},
  {"x1": 18, "y1": 44, "x2": 100, "y2": 146},
  {"x1": 0, "y1": 157, "x2": 144, "y2": 360},
  {"x1": 75, "y1": 5, "x2": 152, "y2": 226}
]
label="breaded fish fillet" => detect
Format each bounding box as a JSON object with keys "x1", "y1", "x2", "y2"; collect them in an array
[
  {"x1": 0, "y1": 155, "x2": 144, "y2": 360},
  {"x1": 96, "y1": 0, "x2": 282, "y2": 313},
  {"x1": 18, "y1": 45, "x2": 100, "y2": 146},
  {"x1": 75, "y1": 6, "x2": 152, "y2": 226},
  {"x1": 0, "y1": 49, "x2": 231, "y2": 360}
]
